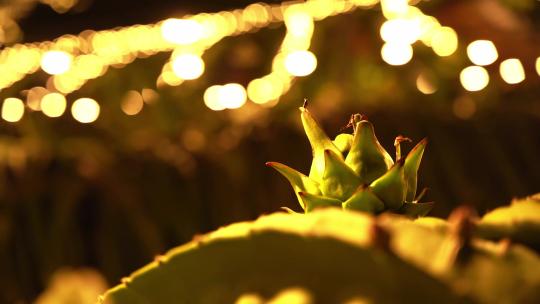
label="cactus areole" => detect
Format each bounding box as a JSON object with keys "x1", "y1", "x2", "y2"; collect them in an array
[{"x1": 267, "y1": 106, "x2": 433, "y2": 216}]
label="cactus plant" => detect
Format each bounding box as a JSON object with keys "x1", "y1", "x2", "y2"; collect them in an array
[
  {"x1": 267, "y1": 105, "x2": 432, "y2": 216},
  {"x1": 100, "y1": 202, "x2": 540, "y2": 304},
  {"x1": 100, "y1": 109, "x2": 540, "y2": 304}
]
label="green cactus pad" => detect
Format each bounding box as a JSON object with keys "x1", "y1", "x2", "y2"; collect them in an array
[
  {"x1": 477, "y1": 195, "x2": 540, "y2": 251},
  {"x1": 100, "y1": 210, "x2": 469, "y2": 304},
  {"x1": 101, "y1": 207, "x2": 540, "y2": 303}
]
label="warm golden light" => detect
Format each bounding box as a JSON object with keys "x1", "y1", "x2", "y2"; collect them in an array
[
  {"x1": 460, "y1": 66, "x2": 489, "y2": 91},
  {"x1": 171, "y1": 54, "x2": 205, "y2": 80},
  {"x1": 141, "y1": 88, "x2": 159, "y2": 104},
  {"x1": 466, "y1": 40, "x2": 498, "y2": 66},
  {"x1": 499, "y1": 58, "x2": 525, "y2": 84},
  {"x1": 381, "y1": 42, "x2": 413, "y2": 65},
  {"x1": 381, "y1": 0, "x2": 409, "y2": 19},
  {"x1": 416, "y1": 73, "x2": 437, "y2": 94},
  {"x1": 219, "y1": 83, "x2": 247, "y2": 109},
  {"x1": 536, "y1": 57, "x2": 540, "y2": 76},
  {"x1": 41, "y1": 92, "x2": 67, "y2": 117},
  {"x1": 203, "y1": 85, "x2": 225, "y2": 111},
  {"x1": 71, "y1": 98, "x2": 100, "y2": 123},
  {"x1": 247, "y1": 77, "x2": 283, "y2": 104},
  {"x1": 41, "y1": 51, "x2": 72, "y2": 75},
  {"x1": 284, "y1": 50, "x2": 317, "y2": 76},
  {"x1": 284, "y1": 9, "x2": 314, "y2": 37},
  {"x1": 380, "y1": 18, "x2": 421, "y2": 45},
  {"x1": 121, "y1": 90, "x2": 144, "y2": 116},
  {"x1": 431, "y1": 27, "x2": 458, "y2": 57},
  {"x1": 1, "y1": 98, "x2": 24, "y2": 122},
  {"x1": 26, "y1": 86, "x2": 49, "y2": 111},
  {"x1": 161, "y1": 19, "x2": 203, "y2": 45}
]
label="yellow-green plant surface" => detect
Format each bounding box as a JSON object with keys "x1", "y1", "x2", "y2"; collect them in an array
[
  {"x1": 100, "y1": 195, "x2": 540, "y2": 304},
  {"x1": 267, "y1": 106, "x2": 432, "y2": 216}
]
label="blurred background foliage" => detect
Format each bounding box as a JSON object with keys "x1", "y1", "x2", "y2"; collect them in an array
[{"x1": 0, "y1": 0, "x2": 540, "y2": 302}]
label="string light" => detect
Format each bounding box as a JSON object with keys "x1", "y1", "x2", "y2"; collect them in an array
[
  {"x1": 203, "y1": 85, "x2": 226, "y2": 111},
  {"x1": 284, "y1": 50, "x2": 317, "y2": 76},
  {"x1": 499, "y1": 58, "x2": 525, "y2": 84},
  {"x1": 416, "y1": 73, "x2": 437, "y2": 94},
  {"x1": 41, "y1": 50, "x2": 72, "y2": 75},
  {"x1": 381, "y1": 42, "x2": 413, "y2": 65},
  {"x1": 171, "y1": 54, "x2": 205, "y2": 80},
  {"x1": 1, "y1": 97, "x2": 25, "y2": 122},
  {"x1": 71, "y1": 98, "x2": 100, "y2": 123},
  {"x1": 41, "y1": 92, "x2": 67, "y2": 117},
  {"x1": 218, "y1": 83, "x2": 247, "y2": 109},
  {"x1": 460, "y1": 66, "x2": 489, "y2": 92},
  {"x1": 161, "y1": 19, "x2": 203, "y2": 45},
  {"x1": 121, "y1": 90, "x2": 144, "y2": 116},
  {"x1": 431, "y1": 27, "x2": 458, "y2": 57},
  {"x1": 0, "y1": 0, "x2": 536, "y2": 122},
  {"x1": 467, "y1": 40, "x2": 498, "y2": 66}
]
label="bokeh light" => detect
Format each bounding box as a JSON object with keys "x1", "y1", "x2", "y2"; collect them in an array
[
  {"x1": 284, "y1": 50, "x2": 317, "y2": 76},
  {"x1": 71, "y1": 98, "x2": 100, "y2": 123},
  {"x1": 460, "y1": 66, "x2": 489, "y2": 91},
  {"x1": 41, "y1": 51, "x2": 72, "y2": 75},
  {"x1": 41, "y1": 92, "x2": 67, "y2": 117},
  {"x1": 1, "y1": 97, "x2": 24, "y2": 122},
  {"x1": 431, "y1": 27, "x2": 458, "y2": 57},
  {"x1": 204, "y1": 85, "x2": 226, "y2": 111},
  {"x1": 499, "y1": 58, "x2": 525, "y2": 84},
  {"x1": 467, "y1": 40, "x2": 498, "y2": 66},
  {"x1": 161, "y1": 19, "x2": 203, "y2": 45},
  {"x1": 536, "y1": 57, "x2": 540, "y2": 76},
  {"x1": 121, "y1": 90, "x2": 144, "y2": 116},
  {"x1": 247, "y1": 77, "x2": 283, "y2": 104},
  {"x1": 380, "y1": 18, "x2": 421, "y2": 45},
  {"x1": 416, "y1": 73, "x2": 437, "y2": 94},
  {"x1": 218, "y1": 83, "x2": 247, "y2": 109},
  {"x1": 171, "y1": 54, "x2": 205, "y2": 80},
  {"x1": 381, "y1": 42, "x2": 413, "y2": 65}
]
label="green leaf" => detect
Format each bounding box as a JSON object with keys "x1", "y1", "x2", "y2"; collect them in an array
[
  {"x1": 266, "y1": 162, "x2": 320, "y2": 210},
  {"x1": 404, "y1": 138, "x2": 427, "y2": 202},
  {"x1": 300, "y1": 107, "x2": 341, "y2": 183},
  {"x1": 369, "y1": 159, "x2": 406, "y2": 210},
  {"x1": 298, "y1": 192, "x2": 342, "y2": 212},
  {"x1": 345, "y1": 120, "x2": 394, "y2": 184},
  {"x1": 342, "y1": 186, "x2": 385, "y2": 213},
  {"x1": 320, "y1": 149, "x2": 361, "y2": 201}
]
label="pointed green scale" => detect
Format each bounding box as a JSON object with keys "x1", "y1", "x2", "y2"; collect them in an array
[
  {"x1": 369, "y1": 159, "x2": 406, "y2": 211},
  {"x1": 300, "y1": 107, "x2": 341, "y2": 183},
  {"x1": 333, "y1": 133, "x2": 353, "y2": 155},
  {"x1": 320, "y1": 149, "x2": 361, "y2": 201},
  {"x1": 271, "y1": 109, "x2": 430, "y2": 217},
  {"x1": 343, "y1": 186, "x2": 385, "y2": 213},
  {"x1": 345, "y1": 119, "x2": 394, "y2": 184},
  {"x1": 298, "y1": 192, "x2": 342, "y2": 212},
  {"x1": 266, "y1": 162, "x2": 320, "y2": 210},
  {"x1": 404, "y1": 138, "x2": 427, "y2": 202}
]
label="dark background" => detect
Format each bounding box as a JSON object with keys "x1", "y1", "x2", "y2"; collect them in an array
[{"x1": 1, "y1": 0, "x2": 540, "y2": 302}]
